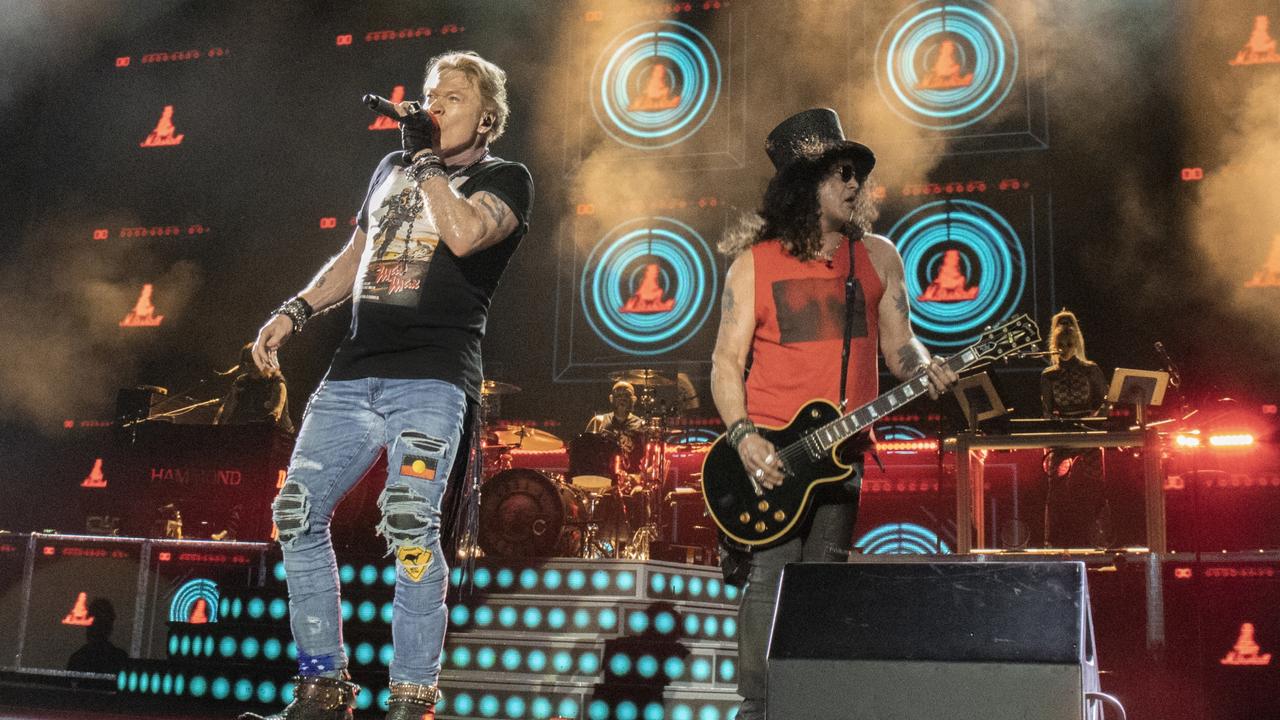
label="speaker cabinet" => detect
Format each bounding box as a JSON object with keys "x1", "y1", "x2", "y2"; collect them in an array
[{"x1": 768, "y1": 561, "x2": 1100, "y2": 720}]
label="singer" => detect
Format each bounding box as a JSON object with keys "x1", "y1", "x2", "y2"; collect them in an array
[
  {"x1": 244, "y1": 51, "x2": 533, "y2": 720},
  {"x1": 711, "y1": 108, "x2": 957, "y2": 720}
]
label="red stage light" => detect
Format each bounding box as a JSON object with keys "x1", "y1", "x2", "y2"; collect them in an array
[
  {"x1": 1209, "y1": 433, "x2": 1255, "y2": 448},
  {"x1": 115, "y1": 56, "x2": 131, "y2": 67},
  {"x1": 92, "y1": 228, "x2": 109, "y2": 240},
  {"x1": 158, "y1": 552, "x2": 172, "y2": 562},
  {"x1": 336, "y1": 34, "x2": 353, "y2": 46},
  {"x1": 1181, "y1": 167, "x2": 1204, "y2": 181},
  {"x1": 320, "y1": 217, "x2": 338, "y2": 229}
]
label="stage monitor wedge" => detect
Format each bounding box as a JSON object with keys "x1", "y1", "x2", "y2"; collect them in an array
[{"x1": 768, "y1": 561, "x2": 1103, "y2": 720}]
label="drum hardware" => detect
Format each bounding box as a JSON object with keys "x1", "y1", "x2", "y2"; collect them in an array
[{"x1": 490, "y1": 425, "x2": 565, "y2": 451}]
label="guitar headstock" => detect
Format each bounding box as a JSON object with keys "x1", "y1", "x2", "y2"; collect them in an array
[{"x1": 969, "y1": 314, "x2": 1041, "y2": 364}]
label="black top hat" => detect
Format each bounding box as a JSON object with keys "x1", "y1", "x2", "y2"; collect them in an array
[{"x1": 765, "y1": 108, "x2": 875, "y2": 179}]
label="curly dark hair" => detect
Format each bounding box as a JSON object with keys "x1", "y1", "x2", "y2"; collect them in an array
[{"x1": 720, "y1": 157, "x2": 879, "y2": 260}]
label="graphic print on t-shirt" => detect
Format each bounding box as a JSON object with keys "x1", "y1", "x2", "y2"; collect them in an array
[
  {"x1": 359, "y1": 171, "x2": 442, "y2": 307},
  {"x1": 771, "y1": 276, "x2": 866, "y2": 344}
]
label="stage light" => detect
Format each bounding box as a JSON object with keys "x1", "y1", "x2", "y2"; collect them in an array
[
  {"x1": 257, "y1": 681, "x2": 276, "y2": 704},
  {"x1": 241, "y1": 637, "x2": 260, "y2": 659},
  {"x1": 452, "y1": 693, "x2": 474, "y2": 716},
  {"x1": 543, "y1": 568, "x2": 563, "y2": 589},
  {"x1": 547, "y1": 607, "x2": 567, "y2": 629},
  {"x1": 498, "y1": 606, "x2": 518, "y2": 628},
  {"x1": 269, "y1": 598, "x2": 287, "y2": 620},
  {"x1": 527, "y1": 649, "x2": 547, "y2": 672},
  {"x1": 519, "y1": 568, "x2": 538, "y2": 589},
  {"x1": 692, "y1": 657, "x2": 712, "y2": 681},
  {"x1": 477, "y1": 646, "x2": 497, "y2": 670},
  {"x1": 522, "y1": 606, "x2": 542, "y2": 629},
  {"x1": 501, "y1": 648, "x2": 521, "y2": 671},
  {"x1": 650, "y1": 572, "x2": 667, "y2": 593},
  {"x1": 1210, "y1": 433, "x2": 1255, "y2": 447},
  {"x1": 339, "y1": 564, "x2": 356, "y2": 583},
  {"x1": 263, "y1": 638, "x2": 281, "y2": 660},
  {"x1": 496, "y1": 567, "x2": 514, "y2": 588},
  {"x1": 380, "y1": 602, "x2": 393, "y2": 624},
  {"x1": 359, "y1": 564, "x2": 377, "y2": 585}
]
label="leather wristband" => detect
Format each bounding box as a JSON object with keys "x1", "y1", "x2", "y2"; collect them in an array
[{"x1": 274, "y1": 297, "x2": 313, "y2": 335}]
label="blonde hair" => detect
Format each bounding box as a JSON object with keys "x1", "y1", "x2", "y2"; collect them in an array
[
  {"x1": 424, "y1": 51, "x2": 510, "y2": 143},
  {"x1": 1049, "y1": 309, "x2": 1089, "y2": 366}
]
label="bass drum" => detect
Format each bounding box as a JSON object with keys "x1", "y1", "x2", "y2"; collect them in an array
[{"x1": 478, "y1": 469, "x2": 584, "y2": 558}]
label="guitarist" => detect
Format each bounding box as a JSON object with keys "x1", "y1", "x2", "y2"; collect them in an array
[{"x1": 711, "y1": 108, "x2": 958, "y2": 720}]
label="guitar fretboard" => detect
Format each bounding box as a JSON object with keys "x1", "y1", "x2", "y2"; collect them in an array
[{"x1": 805, "y1": 346, "x2": 982, "y2": 453}]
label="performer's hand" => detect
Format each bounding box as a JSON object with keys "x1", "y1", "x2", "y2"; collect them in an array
[
  {"x1": 923, "y1": 356, "x2": 960, "y2": 399},
  {"x1": 396, "y1": 101, "x2": 438, "y2": 161},
  {"x1": 737, "y1": 434, "x2": 786, "y2": 489},
  {"x1": 252, "y1": 315, "x2": 292, "y2": 374}
]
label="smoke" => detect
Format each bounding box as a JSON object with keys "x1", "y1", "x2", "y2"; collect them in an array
[
  {"x1": 0, "y1": 1, "x2": 172, "y2": 110},
  {"x1": 1188, "y1": 68, "x2": 1280, "y2": 346},
  {"x1": 0, "y1": 210, "x2": 203, "y2": 431}
]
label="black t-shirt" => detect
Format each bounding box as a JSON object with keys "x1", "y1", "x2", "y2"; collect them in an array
[{"x1": 327, "y1": 152, "x2": 534, "y2": 400}]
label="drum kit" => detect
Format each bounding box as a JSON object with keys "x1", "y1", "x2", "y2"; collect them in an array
[{"x1": 475, "y1": 369, "x2": 709, "y2": 561}]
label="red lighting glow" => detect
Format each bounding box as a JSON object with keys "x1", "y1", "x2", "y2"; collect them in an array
[
  {"x1": 1180, "y1": 167, "x2": 1204, "y2": 181},
  {"x1": 368, "y1": 86, "x2": 406, "y2": 131},
  {"x1": 1174, "y1": 567, "x2": 1193, "y2": 579},
  {"x1": 874, "y1": 440, "x2": 939, "y2": 453},
  {"x1": 139, "y1": 105, "x2": 184, "y2": 148},
  {"x1": 62, "y1": 592, "x2": 94, "y2": 626},
  {"x1": 1209, "y1": 433, "x2": 1255, "y2": 447},
  {"x1": 115, "y1": 56, "x2": 130, "y2": 67},
  {"x1": 1244, "y1": 235, "x2": 1280, "y2": 288},
  {"x1": 620, "y1": 263, "x2": 675, "y2": 313},
  {"x1": 319, "y1": 217, "x2": 337, "y2": 229},
  {"x1": 158, "y1": 552, "x2": 172, "y2": 562},
  {"x1": 1230, "y1": 15, "x2": 1280, "y2": 66},
  {"x1": 81, "y1": 458, "x2": 107, "y2": 488},
  {"x1": 917, "y1": 40, "x2": 973, "y2": 89},
  {"x1": 918, "y1": 249, "x2": 979, "y2": 302},
  {"x1": 120, "y1": 284, "x2": 164, "y2": 328},
  {"x1": 1221, "y1": 623, "x2": 1272, "y2": 666}
]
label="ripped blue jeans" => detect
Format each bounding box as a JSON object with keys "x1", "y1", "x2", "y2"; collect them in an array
[{"x1": 271, "y1": 377, "x2": 466, "y2": 685}]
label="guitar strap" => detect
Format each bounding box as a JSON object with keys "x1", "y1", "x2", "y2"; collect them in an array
[{"x1": 839, "y1": 236, "x2": 856, "y2": 408}]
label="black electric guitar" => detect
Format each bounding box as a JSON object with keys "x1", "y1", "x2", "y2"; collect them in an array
[{"x1": 701, "y1": 314, "x2": 1040, "y2": 549}]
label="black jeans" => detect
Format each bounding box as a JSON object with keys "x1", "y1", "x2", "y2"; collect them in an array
[{"x1": 734, "y1": 482, "x2": 858, "y2": 720}]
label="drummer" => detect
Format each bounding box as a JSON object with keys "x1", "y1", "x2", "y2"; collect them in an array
[{"x1": 585, "y1": 380, "x2": 646, "y2": 476}]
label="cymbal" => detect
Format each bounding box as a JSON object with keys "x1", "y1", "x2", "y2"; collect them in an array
[
  {"x1": 608, "y1": 368, "x2": 675, "y2": 387},
  {"x1": 490, "y1": 425, "x2": 564, "y2": 451},
  {"x1": 481, "y1": 379, "x2": 521, "y2": 396}
]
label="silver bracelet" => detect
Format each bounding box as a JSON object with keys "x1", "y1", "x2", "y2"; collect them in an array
[{"x1": 407, "y1": 153, "x2": 447, "y2": 183}]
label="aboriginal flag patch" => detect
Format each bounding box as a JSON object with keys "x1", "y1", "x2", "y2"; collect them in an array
[{"x1": 400, "y1": 454, "x2": 438, "y2": 480}]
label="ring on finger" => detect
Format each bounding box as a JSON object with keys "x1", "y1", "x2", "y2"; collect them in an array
[{"x1": 754, "y1": 468, "x2": 764, "y2": 479}]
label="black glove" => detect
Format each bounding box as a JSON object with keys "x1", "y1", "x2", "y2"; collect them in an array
[{"x1": 399, "y1": 108, "x2": 437, "y2": 161}]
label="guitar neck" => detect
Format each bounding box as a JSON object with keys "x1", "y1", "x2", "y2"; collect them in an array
[{"x1": 809, "y1": 346, "x2": 982, "y2": 453}]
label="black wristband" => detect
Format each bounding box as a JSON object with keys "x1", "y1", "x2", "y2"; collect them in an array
[{"x1": 273, "y1": 297, "x2": 313, "y2": 335}]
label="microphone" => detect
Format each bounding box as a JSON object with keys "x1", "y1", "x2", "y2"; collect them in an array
[
  {"x1": 1154, "y1": 341, "x2": 1181, "y2": 388},
  {"x1": 363, "y1": 93, "x2": 426, "y2": 123}
]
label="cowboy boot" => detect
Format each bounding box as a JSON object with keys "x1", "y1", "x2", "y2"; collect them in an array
[
  {"x1": 384, "y1": 681, "x2": 441, "y2": 720},
  {"x1": 238, "y1": 674, "x2": 360, "y2": 720}
]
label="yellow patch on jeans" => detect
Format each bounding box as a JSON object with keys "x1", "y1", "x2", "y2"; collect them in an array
[{"x1": 397, "y1": 545, "x2": 433, "y2": 582}]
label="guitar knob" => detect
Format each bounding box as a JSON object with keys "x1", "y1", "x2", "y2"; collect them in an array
[
  {"x1": 773, "y1": 510, "x2": 786, "y2": 522},
  {"x1": 754, "y1": 520, "x2": 767, "y2": 533},
  {"x1": 739, "y1": 512, "x2": 751, "y2": 524},
  {"x1": 757, "y1": 500, "x2": 769, "y2": 512}
]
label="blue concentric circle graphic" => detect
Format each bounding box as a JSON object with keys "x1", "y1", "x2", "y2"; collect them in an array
[
  {"x1": 591, "y1": 20, "x2": 722, "y2": 149},
  {"x1": 169, "y1": 578, "x2": 219, "y2": 623},
  {"x1": 889, "y1": 199, "x2": 1025, "y2": 349},
  {"x1": 875, "y1": 0, "x2": 1018, "y2": 130},
  {"x1": 856, "y1": 523, "x2": 951, "y2": 554},
  {"x1": 580, "y1": 217, "x2": 717, "y2": 356}
]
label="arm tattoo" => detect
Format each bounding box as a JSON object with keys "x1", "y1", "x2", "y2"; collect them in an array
[
  {"x1": 894, "y1": 288, "x2": 910, "y2": 318},
  {"x1": 313, "y1": 267, "x2": 332, "y2": 290},
  {"x1": 897, "y1": 344, "x2": 926, "y2": 376},
  {"x1": 477, "y1": 193, "x2": 509, "y2": 227},
  {"x1": 722, "y1": 284, "x2": 736, "y2": 317}
]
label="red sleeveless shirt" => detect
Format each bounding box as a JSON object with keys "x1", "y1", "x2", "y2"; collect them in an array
[{"x1": 745, "y1": 238, "x2": 884, "y2": 426}]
